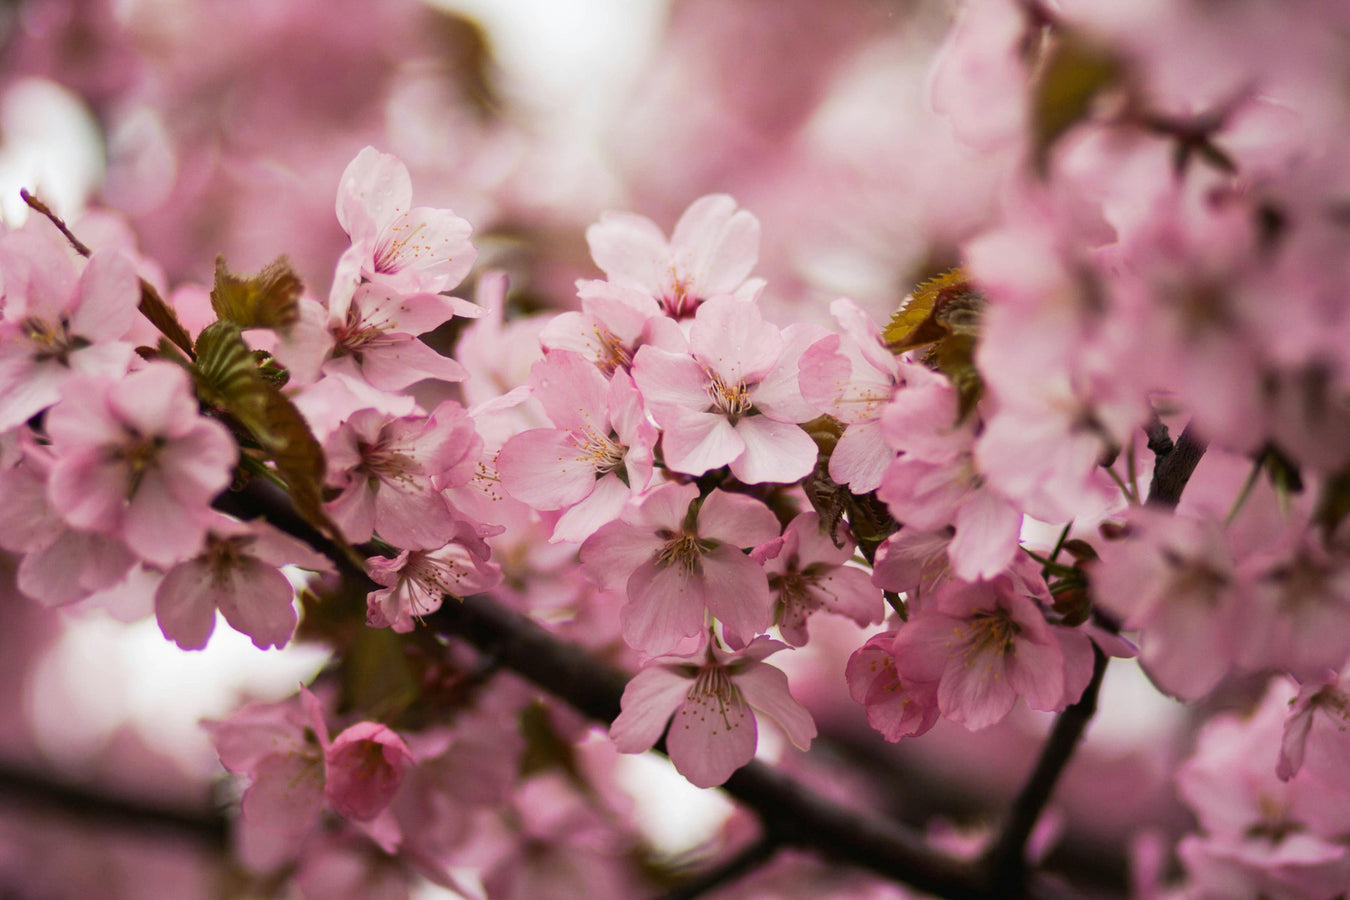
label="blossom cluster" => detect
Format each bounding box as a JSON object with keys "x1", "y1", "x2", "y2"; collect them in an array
[{"x1": 5, "y1": 0, "x2": 1350, "y2": 897}]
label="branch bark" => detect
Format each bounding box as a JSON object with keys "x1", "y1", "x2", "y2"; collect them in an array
[
  {"x1": 0, "y1": 764, "x2": 228, "y2": 848},
  {"x1": 980, "y1": 645, "x2": 1109, "y2": 893},
  {"x1": 1147, "y1": 420, "x2": 1207, "y2": 509}
]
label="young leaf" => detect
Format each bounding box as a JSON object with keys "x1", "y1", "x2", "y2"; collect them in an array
[
  {"x1": 193, "y1": 321, "x2": 346, "y2": 550},
  {"x1": 210, "y1": 255, "x2": 303, "y2": 330}
]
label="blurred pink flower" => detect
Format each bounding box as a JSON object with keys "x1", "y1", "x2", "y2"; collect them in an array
[{"x1": 586, "y1": 193, "x2": 763, "y2": 320}]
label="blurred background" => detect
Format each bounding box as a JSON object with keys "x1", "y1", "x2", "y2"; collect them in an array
[{"x1": 0, "y1": 1, "x2": 1198, "y2": 896}]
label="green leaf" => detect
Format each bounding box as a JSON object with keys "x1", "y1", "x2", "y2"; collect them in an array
[
  {"x1": 193, "y1": 321, "x2": 345, "y2": 550},
  {"x1": 1032, "y1": 33, "x2": 1121, "y2": 175},
  {"x1": 884, "y1": 269, "x2": 986, "y2": 417},
  {"x1": 210, "y1": 255, "x2": 303, "y2": 331},
  {"x1": 883, "y1": 269, "x2": 983, "y2": 353}
]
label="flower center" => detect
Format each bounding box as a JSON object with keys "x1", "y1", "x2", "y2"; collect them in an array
[
  {"x1": 655, "y1": 532, "x2": 715, "y2": 575},
  {"x1": 685, "y1": 663, "x2": 748, "y2": 734},
  {"x1": 663, "y1": 274, "x2": 699, "y2": 320},
  {"x1": 593, "y1": 323, "x2": 633, "y2": 374},
  {"x1": 358, "y1": 441, "x2": 420, "y2": 487},
  {"x1": 578, "y1": 428, "x2": 626, "y2": 475},
  {"x1": 332, "y1": 305, "x2": 384, "y2": 358},
  {"x1": 960, "y1": 609, "x2": 1020, "y2": 663},
  {"x1": 706, "y1": 371, "x2": 752, "y2": 423},
  {"x1": 23, "y1": 316, "x2": 80, "y2": 363},
  {"x1": 373, "y1": 220, "x2": 429, "y2": 274},
  {"x1": 115, "y1": 434, "x2": 166, "y2": 497}
]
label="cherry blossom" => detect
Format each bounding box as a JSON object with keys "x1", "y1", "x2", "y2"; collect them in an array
[
  {"x1": 364, "y1": 527, "x2": 502, "y2": 632},
  {"x1": 892, "y1": 572, "x2": 1092, "y2": 730},
  {"x1": 632, "y1": 296, "x2": 822, "y2": 484},
  {"x1": 610, "y1": 636, "x2": 816, "y2": 787},
  {"x1": 321, "y1": 281, "x2": 479, "y2": 391},
  {"x1": 43, "y1": 363, "x2": 237, "y2": 567},
  {"x1": 323, "y1": 721, "x2": 415, "y2": 822},
  {"x1": 323, "y1": 400, "x2": 480, "y2": 549},
  {"x1": 845, "y1": 632, "x2": 940, "y2": 742},
  {"x1": 797, "y1": 297, "x2": 902, "y2": 493},
  {"x1": 328, "y1": 146, "x2": 476, "y2": 318},
  {"x1": 580, "y1": 482, "x2": 781, "y2": 655},
  {"x1": 496, "y1": 349, "x2": 657, "y2": 543},
  {"x1": 154, "y1": 516, "x2": 330, "y2": 650},
  {"x1": 585, "y1": 193, "x2": 763, "y2": 320},
  {"x1": 756, "y1": 512, "x2": 882, "y2": 646},
  {"x1": 0, "y1": 234, "x2": 140, "y2": 431}
]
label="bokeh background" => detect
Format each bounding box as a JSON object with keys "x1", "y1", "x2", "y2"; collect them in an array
[{"x1": 0, "y1": 2, "x2": 1208, "y2": 896}]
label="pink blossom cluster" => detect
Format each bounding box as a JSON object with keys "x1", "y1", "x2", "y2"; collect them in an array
[{"x1": 7, "y1": 0, "x2": 1350, "y2": 896}]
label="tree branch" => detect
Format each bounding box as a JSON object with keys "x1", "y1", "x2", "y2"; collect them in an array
[
  {"x1": 0, "y1": 763, "x2": 229, "y2": 848},
  {"x1": 980, "y1": 645, "x2": 1109, "y2": 893},
  {"x1": 217, "y1": 479, "x2": 985, "y2": 899},
  {"x1": 429, "y1": 591, "x2": 984, "y2": 898},
  {"x1": 654, "y1": 833, "x2": 780, "y2": 900},
  {"x1": 1146, "y1": 420, "x2": 1207, "y2": 509}
]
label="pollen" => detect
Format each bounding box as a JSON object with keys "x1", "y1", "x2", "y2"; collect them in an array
[
  {"x1": 654, "y1": 532, "x2": 715, "y2": 575},
  {"x1": 706, "y1": 371, "x2": 752, "y2": 422}
]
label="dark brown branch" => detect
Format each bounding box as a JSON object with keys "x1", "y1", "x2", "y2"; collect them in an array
[
  {"x1": 1147, "y1": 421, "x2": 1207, "y2": 509},
  {"x1": 980, "y1": 645, "x2": 1108, "y2": 893},
  {"x1": 429, "y1": 591, "x2": 983, "y2": 897},
  {"x1": 654, "y1": 833, "x2": 780, "y2": 900},
  {"x1": 217, "y1": 479, "x2": 984, "y2": 898},
  {"x1": 0, "y1": 764, "x2": 229, "y2": 848}
]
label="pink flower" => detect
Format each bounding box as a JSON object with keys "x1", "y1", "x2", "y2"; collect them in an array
[
  {"x1": 845, "y1": 632, "x2": 940, "y2": 742},
  {"x1": 322, "y1": 282, "x2": 479, "y2": 391},
  {"x1": 204, "y1": 689, "x2": 330, "y2": 870},
  {"x1": 609, "y1": 636, "x2": 816, "y2": 788},
  {"x1": 323, "y1": 721, "x2": 415, "y2": 822},
  {"x1": 1278, "y1": 670, "x2": 1350, "y2": 786},
  {"x1": 632, "y1": 296, "x2": 822, "y2": 484},
  {"x1": 497, "y1": 350, "x2": 656, "y2": 543},
  {"x1": 892, "y1": 572, "x2": 1090, "y2": 730},
  {"x1": 797, "y1": 298, "x2": 901, "y2": 493},
  {"x1": 1176, "y1": 678, "x2": 1350, "y2": 896},
  {"x1": 0, "y1": 436, "x2": 136, "y2": 605},
  {"x1": 154, "y1": 516, "x2": 329, "y2": 651},
  {"x1": 324, "y1": 401, "x2": 481, "y2": 550},
  {"x1": 757, "y1": 512, "x2": 882, "y2": 646},
  {"x1": 540, "y1": 280, "x2": 664, "y2": 375},
  {"x1": 870, "y1": 528, "x2": 953, "y2": 613},
  {"x1": 44, "y1": 363, "x2": 237, "y2": 567},
  {"x1": 0, "y1": 237, "x2": 139, "y2": 432},
  {"x1": 365, "y1": 530, "x2": 502, "y2": 633},
  {"x1": 877, "y1": 362, "x2": 1022, "y2": 581},
  {"x1": 329, "y1": 146, "x2": 476, "y2": 318},
  {"x1": 586, "y1": 193, "x2": 763, "y2": 320},
  {"x1": 206, "y1": 688, "x2": 417, "y2": 870},
  {"x1": 1090, "y1": 509, "x2": 1247, "y2": 701},
  {"x1": 580, "y1": 482, "x2": 781, "y2": 656}
]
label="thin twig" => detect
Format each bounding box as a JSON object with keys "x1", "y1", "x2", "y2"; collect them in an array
[
  {"x1": 654, "y1": 833, "x2": 780, "y2": 900},
  {"x1": 979, "y1": 645, "x2": 1108, "y2": 893},
  {"x1": 1146, "y1": 421, "x2": 1207, "y2": 509},
  {"x1": 0, "y1": 764, "x2": 229, "y2": 848}
]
